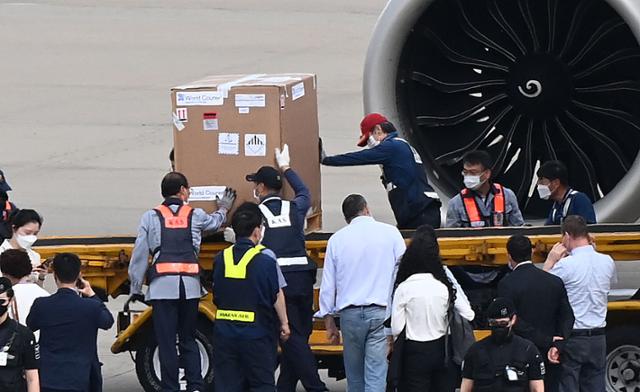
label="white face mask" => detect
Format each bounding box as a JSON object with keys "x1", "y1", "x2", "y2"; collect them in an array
[
  {"x1": 537, "y1": 184, "x2": 551, "y2": 200},
  {"x1": 464, "y1": 175, "x2": 484, "y2": 190},
  {"x1": 16, "y1": 234, "x2": 37, "y2": 249},
  {"x1": 367, "y1": 135, "x2": 380, "y2": 148},
  {"x1": 253, "y1": 188, "x2": 261, "y2": 201}
]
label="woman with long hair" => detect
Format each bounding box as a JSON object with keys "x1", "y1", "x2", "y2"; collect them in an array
[{"x1": 391, "y1": 225, "x2": 474, "y2": 391}]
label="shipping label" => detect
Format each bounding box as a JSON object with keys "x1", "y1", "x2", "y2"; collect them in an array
[
  {"x1": 235, "y1": 94, "x2": 266, "y2": 107},
  {"x1": 218, "y1": 133, "x2": 240, "y2": 155},
  {"x1": 189, "y1": 186, "x2": 226, "y2": 201},
  {"x1": 176, "y1": 91, "x2": 224, "y2": 106},
  {"x1": 203, "y1": 112, "x2": 219, "y2": 131},
  {"x1": 291, "y1": 82, "x2": 305, "y2": 100}
]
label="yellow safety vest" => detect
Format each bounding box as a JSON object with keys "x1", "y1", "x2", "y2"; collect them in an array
[{"x1": 215, "y1": 244, "x2": 265, "y2": 323}]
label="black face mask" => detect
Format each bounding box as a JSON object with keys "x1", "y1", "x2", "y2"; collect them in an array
[
  {"x1": 0, "y1": 303, "x2": 8, "y2": 317},
  {"x1": 490, "y1": 325, "x2": 512, "y2": 344}
]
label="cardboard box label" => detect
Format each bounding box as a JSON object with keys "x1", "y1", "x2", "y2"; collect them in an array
[
  {"x1": 218, "y1": 133, "x2": 240, "y2": 155},
  {"x1": 244, "y1": 134, "x2": 267, "y2": 156},
  {"x1": 238, "y1": 107, "x2": 250, "y2": 114},
  {"x1": 176, "y1": 91, "x2": 224, "y2": 106},
  {"x1": 292, "y1": 82, "x2": 305, "y2": 101},
  {"x1": 172, "y1": 113, "x2": 185, "y2": 131},
  {"x1": 176, "y1": 107, "x2": 188, "y2": 122},
  {"x1": 189, "y1": 185, "x2": 226, "y2": 201},
  {"x1": 203, "y1": 113, "x2": 219, "y2": 131},
  {"x1": 235, "y1": 94, "x2": 266, "y2": 108}
]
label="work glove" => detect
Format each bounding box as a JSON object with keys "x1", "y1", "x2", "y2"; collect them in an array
[
  {"x1": 216, "y1": 187, "x2": 237, "y2": 211},
  {"x1": 318, "y1": 138, "x2": 327, "y2": 164},
  {"x1": 223, "y1": 227, "x2": 236, "y2": 243},
  {"x1": 275, "y1": 144, "x2": 291, "y2": 171},
  {"x1": 129, "y1": 293, "x2": 145, "y2": 303}
]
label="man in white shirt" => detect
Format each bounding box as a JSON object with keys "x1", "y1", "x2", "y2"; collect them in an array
[
  {"x1": 543, "y1": 215, "x2": 617, "y2": 392},
  {"x1": 0, "y1": 249, "x2": 49, "y2": 329},
  {"x1": 319, "y1": 194, "x2": 406, "y2": 392}
]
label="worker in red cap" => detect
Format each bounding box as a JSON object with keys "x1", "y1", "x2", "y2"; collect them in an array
[{"x1": 321, "y1": 113, "x2": 441, "y2": 229}]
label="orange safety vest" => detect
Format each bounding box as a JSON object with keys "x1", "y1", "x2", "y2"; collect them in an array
[
  {"x1": 461, "y1": 183, "x2": 505, "y2": 227},
  {"x1": 2, "y1": 201, "x2": 12, "y2": 222},
  {"x1": 149, "y1": 204, "x2": 199, "y2": 279}
]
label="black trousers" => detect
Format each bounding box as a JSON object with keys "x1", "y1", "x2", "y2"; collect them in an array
[
  {"x1": 214, "y1": 333, "x2": 278, "y2": 392},
  {"x1": 544, "y1": 361, "x2": 561, "y2": 392},
  {"x1": 277, "y1": 270, "x2": 327, "y2": 392},
  {"x1": 398, "y1": 202, "x2": 441, "y2": 230},
  {"x1": 559, "y1": 335, "x2": 606, "y2": 392},
  {"x1": 400, "y1": 337, "x2": 450, "y2": 392},
  {"x1": 151, "y1": 297, "x2": 202, "y2": 392}
]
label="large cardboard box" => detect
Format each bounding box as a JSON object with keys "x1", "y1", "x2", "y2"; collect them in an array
[{"x1": 171, "y1": 73, "x2": 322, "y2": 231}]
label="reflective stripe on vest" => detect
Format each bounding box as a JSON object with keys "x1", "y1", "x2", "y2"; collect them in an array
[
  {"x1": 215, "y1": 309, "x2": 255, "y2": 322},
  {"x1": 155, "y1": 263, "x2": 199, "y2": 274},
  {"x1": 2, "y1": 201, "x2": 10, "y2": 221},
  {"x1": 394, "y1": 137, "x2": 423, "y2": 164},
  {"x1": 155, "y1": 204, "x2": 191, "y2": 229},
  {"x1": 277, "y1": 256, "x2": 309, "y2": 266},
  {"x1": 552, "y1": 189, "x2": 578, "y2": 223},
  {"x1": 259, "y1": 199, "x2": 292, "y2": 228},
  {"x1": 461, "y1": 184, "x2": 505, "y2": 227},
  {"x1": 223, "y1": 244, "x2": 266, "y2": 279}
]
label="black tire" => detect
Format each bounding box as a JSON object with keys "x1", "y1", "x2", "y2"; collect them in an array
[
  {"x1": 135, "y1": 320, "x2": 215, "y2": 392},
  {"x1": 605, "y1": 325, "x2": 640, "y2": 392}
]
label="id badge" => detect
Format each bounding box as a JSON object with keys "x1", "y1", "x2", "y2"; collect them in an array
[
  {"x1": 506, "y1": 366, "x2": 518, "y2": 381},
  {"x1": 0, "y1": 352, "x2": 8, "y2": 367}
]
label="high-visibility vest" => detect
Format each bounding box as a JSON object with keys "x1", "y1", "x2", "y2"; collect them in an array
[
  {"x1": 259, "y1": 197, "x2": 315, "y2": 271},
  {"x1": 148, "y1": 204, "x2": 199, "y2": 280},
  {"x1": 1, "y1": 202, "x2": 12, "y2": 222},
  {"x1": 550, "y1": 189, "x2": 579, "y2": 224},
  {"x1": 461, "y1": 184, "x2": 505, "y2": 228},
  {"x1": 215, "y1": 244, "x2": 265, "y2": 323}
]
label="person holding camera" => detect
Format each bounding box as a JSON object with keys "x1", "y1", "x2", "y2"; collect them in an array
[{"x1": 26, "y1": 253, "x2": 113, "y2": 392}]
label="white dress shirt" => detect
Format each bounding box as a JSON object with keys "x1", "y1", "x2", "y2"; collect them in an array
[
  {"x1": 550, "y1": 245, "x2": 617, "y2": 329},
  {"x1": 318, "y1": 215, "x2": 406, "y2": 317},
  {"x1": 391, "y1": 271, "x2": 475, "y2": 341}
]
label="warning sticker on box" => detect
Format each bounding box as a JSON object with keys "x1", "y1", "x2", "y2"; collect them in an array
[
  {"x1": 218, "y1": 133, "x2": 240, "y2": 155},
  {"x1": 189, "y1": 186, "x2": 226, "y2": 201},
  {"x1": 203, "y1": 113, "x2": 219, "y2": 131},
  {"x1": 245, "y1": 134, "x2": 267, "y2": 156},
  {"x1": 172, "y1": 113, "x2": 185, "y2": 131},
  {"x1": 176, "y1": 91, "x2": 224, "y2": 106},
  {"x1": 235, "y1": 94, "x2": 266, "y2": 108},
  {"x1": 291, "y1": 82, "x2": 305, "y2": 100},
  {"x1": 176, "y1": 107, "x2": 188, "y2": 122}
]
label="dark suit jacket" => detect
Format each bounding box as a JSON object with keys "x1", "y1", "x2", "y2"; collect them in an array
[
  {"x1": 26, "y1": 288, "x2": 114, "y2": 392},
  {"x1": 497, "y1": 263, "x2": 574, "y2": 352}
]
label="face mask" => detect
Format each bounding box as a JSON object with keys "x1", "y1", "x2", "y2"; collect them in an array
[
  {"x1": 367, "y1": 135, "x2": 380, "y2": 148},
  {"x1": 464, "y1": 175, "x2": 484, "y2": 190},
  {"x1": 490, "y1": 325, "x2": 512, "y2": 344},
  {"x1": 0, "y1": 302, "x2": 8, "y2": 317},
  {"x1": 253, "y1": 188, "x2": 261, "y2": 201},
  {"x1": 537, "y1": 184, "x2": 551, "y2": 200},
  {"x1": 16, "y1": 234, "x2": 37, "y2": 249}
]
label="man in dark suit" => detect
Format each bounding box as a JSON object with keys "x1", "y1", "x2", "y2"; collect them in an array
[
  {"x1": 27, "y1": 253, "x2": 114, "y2": 392},
  {"x1": 498, "y1": 235, "x2": 574, "y2": 392}
]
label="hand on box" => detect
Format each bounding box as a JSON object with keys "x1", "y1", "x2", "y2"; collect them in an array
[
  {"x1": 216, "y1": 188, "x2": 237, "y2": 211},
  {"x1": 223, "y1": 227, "x2": 236, "y2": 243},
  {"x1": 275, "y1": 144, "x2": 291, "y2": 171}
]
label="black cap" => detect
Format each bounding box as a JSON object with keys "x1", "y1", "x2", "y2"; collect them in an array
[
  {"x1": 246, "y1": 166, "x2": 282, "y2": 190},
  {"x1": 0, "y1": 170, "x2": 11, "y2": 192},
  {"x1": 487, "y1": 297, "x2": 516, "y2": 320},
  {"x1": 0, "y1": 277, "x2": 12, "y2": 295}
]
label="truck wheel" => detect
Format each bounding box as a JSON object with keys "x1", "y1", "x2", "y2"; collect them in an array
[
  {"x1": 135, "y1": 321, "x2": 215, "y2": 392},
  {"x1": 606, "y1": 326, "x2": 640, "y2": 392}
]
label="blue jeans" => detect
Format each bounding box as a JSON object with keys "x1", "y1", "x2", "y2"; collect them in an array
[{"x1": 339, "y1": 306, "x2": 388, "y2": 392}]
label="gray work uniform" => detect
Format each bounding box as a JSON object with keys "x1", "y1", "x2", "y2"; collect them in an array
[{"x1": 446, "y1": 186, "x2": 524, "y2": 228}]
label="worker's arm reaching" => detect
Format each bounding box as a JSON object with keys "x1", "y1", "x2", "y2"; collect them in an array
[
  {"x1": 321, "y1": 143, "x2": 392, "y2": 167},
  {"x1": 275, "y1": 144, "x2": 311, "y2": 215}
]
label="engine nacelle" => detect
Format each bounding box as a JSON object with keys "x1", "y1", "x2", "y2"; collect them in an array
[{"x1": 364, "y1": 0, "x2": 640, "y2": 222}]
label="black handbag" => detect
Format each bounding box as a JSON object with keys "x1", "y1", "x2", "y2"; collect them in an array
[
  {"x1": 386, "y1": 329, "x2": 405, "y2": 392},
  {"x1": 444, "y1": 302, "x2": 476, "y2": 366}
]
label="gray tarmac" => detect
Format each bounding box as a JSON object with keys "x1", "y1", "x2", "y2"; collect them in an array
[{"x1": 1, "y1": 0, "x2": 389, "y2": 390}]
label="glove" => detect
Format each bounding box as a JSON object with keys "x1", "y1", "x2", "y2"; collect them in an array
[
  {"x1": 216, "y1": 187, "x2": 237, "y2": 211},
  {"x1": 129, "y1": 293, "x2": 145, "y2": 303},
  {"x1": 275, "y1": 144, "x2": 291, "y2": 170},
  {"x1": 319, "y1": 137, "x2": 327, "y2": 164},
  {"x1": 223, "y1": 227, "x2": 236, "y2": 243}
]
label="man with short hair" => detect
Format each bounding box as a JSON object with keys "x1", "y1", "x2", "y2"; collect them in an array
[
  {"x1": 0, "y1": 249, "x2": 49, "y2": 327},
  {"x1": 319, "y1": 194, "x2": 406, "y2": 392},
  {"x1": 543, "y1": 216, "x2": 617, "y2": 392},
  {"x1": 536, "y1": 160, "x2": 596, "y2": 225},
  {"x1": 498, "y1": 235, "x2": 574, "y2": 392},
  {"x1": 446, "y1": 150, "x2": 524, "y2": 228},
  {"x1": 246, "y1": 145, "x2": 327, "y2": 392},
  {"x1": 212, "y1": 202, "x2": 290, "y2": 392},
  {"x1": 321, "y1": 114, "x2": 441, "y2": 229},
  {"x1": 0, "y1": 276, "x2": 40, "y2": 392},
  {"x1": 27, "y1": 253, "x2": 114, "y2": 392},
  {"x1": 461, "y1": 297, "x2": 545, "y2": 392},
  {"x1": 128, "y1": 172, "x2": 236, "y2": 392}
]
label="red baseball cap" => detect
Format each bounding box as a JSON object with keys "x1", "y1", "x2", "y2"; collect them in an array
[{"x1": 357, "y1": 113, "x2": 388, "y2": 147}]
